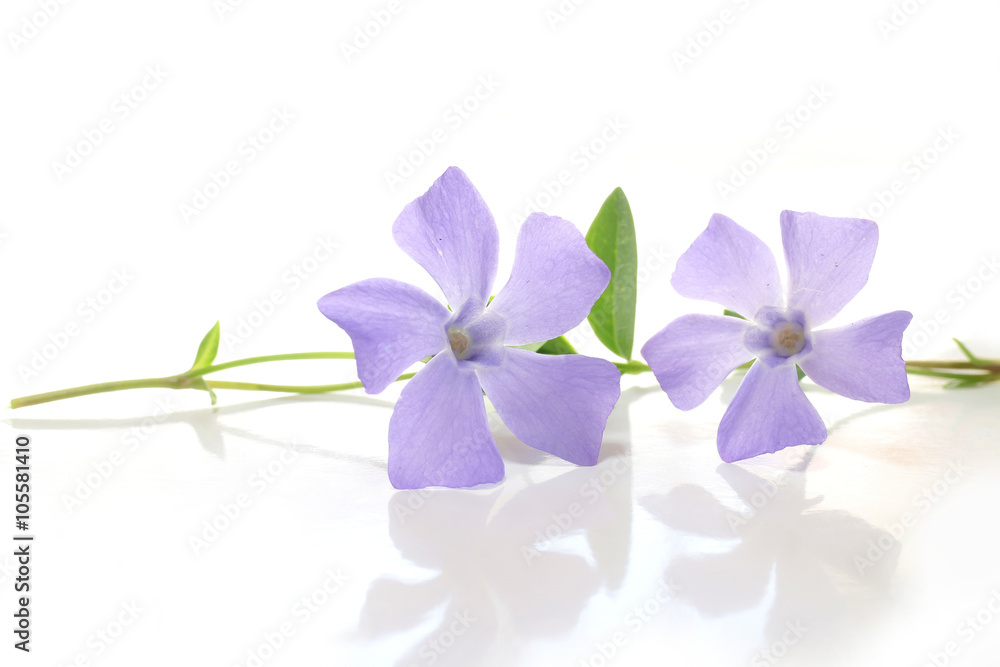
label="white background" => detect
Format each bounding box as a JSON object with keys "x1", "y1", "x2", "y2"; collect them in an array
[{"x1": 2, "y1": 0, "x2": 999, "y2": 665}]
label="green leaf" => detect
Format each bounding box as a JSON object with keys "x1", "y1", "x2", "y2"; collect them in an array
[
  {"x1": 536, "y1": 336, "x2": 577, "y2": 356},
  {"x1": 190, "y1": 322, "x2": 221, "y2": 370},
  {"x1": 189, "y1": 377, "x2": 219, "y2": 405},
  {"x1": 953, "y1": 338, "x2": 985, "y2": 364},
  {"x1": 586, "y1": 188, "x2": 638, "y2": 361},
  {"x1": 796, "y1": 365, "x2": 806, "y2": 381},
  {"x1": 723, "y1": 309, "x2": 747, "y2": 320}
]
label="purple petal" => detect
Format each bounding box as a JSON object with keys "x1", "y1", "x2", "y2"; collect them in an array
[
  {"x1": 718, "y1": 362, "x2": 827, "y2": 462},
  {"x1": 799, "y1": 311, "x2": 912, "y2": 403},
  {"x1": 641, "y1": 314, "x2": 754, "y2": 410},
  {"x1": 781, "y1": 211, "x2": 878, "y2": 327},
  {"x1": 476, "y1": 348, "x2": 620, "y2": 465},
  {"x1": 392, "y1": 167, "x2": 499, "y2": 308},
  {"x1": 487, "y1": 213, "x2": 610, "y2": 345},
  {"x1": 317, "y1": 278, "x2": 448, "y2": 394},
  {"x1": 671, "y1": 214, "x2": 783, "y2": 319},
  {"x1": 388, "y1": 353, "x2": 504, "y2": 489}
]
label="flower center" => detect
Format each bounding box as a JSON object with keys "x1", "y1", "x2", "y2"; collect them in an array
[
  {"x1": 443, "y1": 298, "x2": 506, "y2": 368},
  {"x1": 744, "y1": 307, "x2": 812, "y2": 368},
  {"x1": 448, "y1": 329, "x2": 471, "y2": 359},
  {"x1": 770, "y1": 321, "x2": 806, "y2": 357}
]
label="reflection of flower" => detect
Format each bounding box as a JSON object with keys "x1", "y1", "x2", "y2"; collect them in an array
[
  {"x1": 641, "y1": 212, "x2": 911, "y2": 461},
  {"x1": 357, "y1": 464, "x2": 630, "y2": 667},
  {"x1": 318, "y1": 167, "x2": 620, "y2": 489},
  {"x1": 642, "y1": 462, "x2": 899, "y2": 650}
]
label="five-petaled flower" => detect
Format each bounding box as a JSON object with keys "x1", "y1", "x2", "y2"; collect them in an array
[
  {"x1": 641, "y1": 212, "x2": 912, "y2": 462},
  {"x1": 318, "y1": 167, "x2": 621, "y2": 489}
]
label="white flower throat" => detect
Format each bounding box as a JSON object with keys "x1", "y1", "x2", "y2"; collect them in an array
[
  {"x1": 448, "y1": 329, "x2": 471, "y2": 359},
  {"x1": 770, "y1": 321, "x2": 806, "y2": 357}
]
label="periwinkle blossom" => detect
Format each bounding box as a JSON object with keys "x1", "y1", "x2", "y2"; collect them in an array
[
  {"x1": 318, "y1": 167, "x2": 621, "y2": 489},
  {"x1": 641, "y1": 212, "x2": 911, "y2": 462}
]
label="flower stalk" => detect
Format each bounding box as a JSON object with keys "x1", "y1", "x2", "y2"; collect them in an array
[
  {"x1": 8, "y1": 351, "x2": 376, "y2": 409},
  {"x1": 8, "y1": 340, "x2": 996, "y2": 410}
]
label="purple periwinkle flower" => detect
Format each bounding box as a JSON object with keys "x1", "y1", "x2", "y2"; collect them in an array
[
  {"x1": 318, "y1": 167, "x2": 621, "y2": 489},
  {"x1": 641, "y1": 212, "x2": 911, "y2": 462}
]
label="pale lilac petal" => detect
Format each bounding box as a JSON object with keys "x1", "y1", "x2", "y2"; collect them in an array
[
  {"x1": 671, "y1": 214, "x2": 783, "y2": 319},
  {"x1": 392, "y1": 167, "x2": 499, "y2": 308},
  {"x1": 387, "y1": 353, "x2": 504, "y2": 489},
  {"x1": 799, "y1": 311, "x2": 912, "y2": 403},
  {"x1": 781, "y1": 211, "x2": 878, "y2": 327},
  {"x1": 487, "y1": 213, "x2": 610, "y2": 345},
  {"x1": 641, "y1": 314, "x2": 754, "y2": 410},
  {"x1": 718, "y1": 362, "x2": 827, "y2": 462},
  {"x1": 317, "y1": 278, "x2": 448, "y2": 394},
  {"x1": 476, "y1": 348, "x2": 620, "y2": 465}
]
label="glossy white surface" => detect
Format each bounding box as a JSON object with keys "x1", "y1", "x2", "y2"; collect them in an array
[
  {"x1": 4, "y1": 379, "x2": 1000, "y2": 666},
  {"x1": 2, "y1": 0, "x2": 1000, "y2": 664}
]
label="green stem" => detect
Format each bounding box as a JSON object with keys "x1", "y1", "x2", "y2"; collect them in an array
[
  {"x1": 904, "y1": 358, "x2": 1000, "y2": 386},
  {"x1": 9, "y1": 377, "x2": 180, "y2": 408},
  {"x1": 11, "y1": 346, "x2": 999, "y2": 410},
  {"x1": 206, "y1": 374, "x2": 414, "y2": 394},
  {"x1": 9, "y1": 351, "x2": 360, "y2": 409},
  {"x1": 906, "y1": 360, "x2": 1000, "y2": 372},
  {"x1": 904, "y1": 368, "x2": 994, "y2": 381},
  {"x1": 186, "y1": 352, "x2": 355, "y2": 378}
]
